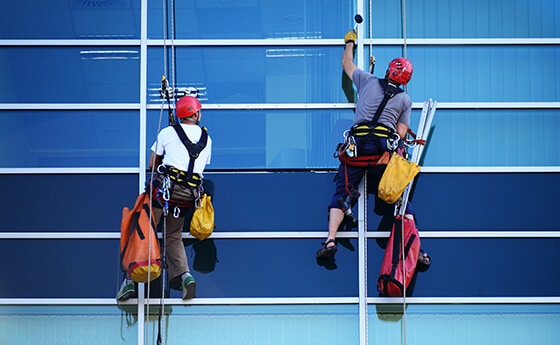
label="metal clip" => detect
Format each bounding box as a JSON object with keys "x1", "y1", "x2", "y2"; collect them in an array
[
  {"x1": 162, "y1": 176, "x2": 171, "y2": 201},
  {"x1": 345, "y1": 135, "x2": 357, "y2": 157},
  {"x1": 386, "y1": 133, "x2": 400, "y2": 151},
  {"x1": 173, "y1": 206, "x2": 181, "y2": 218}
]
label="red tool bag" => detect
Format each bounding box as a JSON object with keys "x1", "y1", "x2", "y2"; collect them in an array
[{"x1": 377, "y1": 216, "x2": 421, "y2": 297}]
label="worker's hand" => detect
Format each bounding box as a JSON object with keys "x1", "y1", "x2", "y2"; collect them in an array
[{"x1": 344, "y1": 30, "x2": 357, "y2": 45}]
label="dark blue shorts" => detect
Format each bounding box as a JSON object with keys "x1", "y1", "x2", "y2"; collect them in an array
[{"x1": 328, "y1": 136, "x2": 415, "y2": 216}]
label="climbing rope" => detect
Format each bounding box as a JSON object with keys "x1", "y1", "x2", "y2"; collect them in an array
[
  {"x1": 400, "y1": 1, "x2": 409, "y2": 344},
  {"x1": 368, "y1": 0, "x2": 375, "y2": 74}
]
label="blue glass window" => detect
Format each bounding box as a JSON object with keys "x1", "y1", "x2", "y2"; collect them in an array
[
  {"x1": 0, "y1": 0, "x2": 140, "y2": 39},
  {"x1": 0, "y1": 47, "x2": 140, "y2": 103},
  {"x1": 413, "y1": 109, "x2": 560, "y2": 166},
  {"x1": 2, "y1": 237, "x2": 558, "y2": 298},
  {"x1": 147, "y1": 109, "x2": 355, "y2": 170},
  {"x1": 404, "y1": 46, "x2": 560, "y2": 103},
  {"x1": 1, "y1": 174, "x2": 138, "y2": 231},
  {"x1": 368, "y1": 238, "x2": 560, "y2": 297},
  {"x1": 147, "y1": 46, "x2": 351, "y2": 104},
  {"x1": 148, "y1": 1, "x2": 353, "y2": 39},
  {"x1": 405, "y1": 0, "x2": 560, "y2": 38},
  {"x1": 0, "y1": 111, "x2": 140, "y2": 168}
]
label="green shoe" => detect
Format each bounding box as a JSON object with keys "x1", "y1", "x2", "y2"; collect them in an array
[
  {"x1": 181, "y1": 272, "x2": 196, "y2": 300},
  {"x1": 117, "y1": 278, "x2": 135, "y2": 301}
]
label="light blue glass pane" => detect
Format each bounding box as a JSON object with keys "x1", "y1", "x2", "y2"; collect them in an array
[
  {"x1": 370, "y1": 304, "x2": 560, "y2": 345},
  {"x1": 406, "y1": 46, "x2": 560, "y2": 102},
  {"x1": 406, "y1": 0, "x2": 560, "y2": 38},
  {"x1": 146, "y1": 305, "x2": 359, "y2": 345},
  {"x1": 413, "y1": 109, "x2": 560, "y2": 166},
  {"x1": 0, "y1": 305, "x2": 357, "y2": 345},
  {"x1": 0, "y1": 306, "x2": 137, "y2": 345},
  {"x1": 0, "y1": 0, "x2": 140, "y2": 39},
  {"x1": 147, "y1": 46, "x2": 352, "y2": 104},
  {"x1": 0, "y1": 110, "x2": 139, "y2": 168},
  {"x1": 148, "y1": 109, "x2": 355, "y2": 169},
  {"x1": 148, "y1": 0, "x2": 354, "y2": 39},
  {"x1": 0, "y1": 47, "x2": 140, "y2": 103}
]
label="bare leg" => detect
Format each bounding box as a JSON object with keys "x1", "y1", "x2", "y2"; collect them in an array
[{"x1": 326, "y1": 208, "x2": 345, "y2": 248}]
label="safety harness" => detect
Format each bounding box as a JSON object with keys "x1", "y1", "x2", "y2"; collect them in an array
[
  {"x1": 159, "y1": 124, "x2": 208, "y2": 187},
  {"x1": 154, "y1": 124, "x2": 208, "y2": 217},
  {"x1": 335, "y1": 78, "x2": 404, "y2": 167}
]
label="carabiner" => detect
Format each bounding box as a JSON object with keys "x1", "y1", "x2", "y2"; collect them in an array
[
  {"x1": 173, "y1": 206, "x2": 181, "y2": 218},
  {"x1": 162, "y1": 176, "x2": 171, "y2": 201}
]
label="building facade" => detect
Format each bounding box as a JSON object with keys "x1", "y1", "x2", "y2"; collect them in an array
[{"x1": 0, "y1": 0, "x2": 559, "y2": 344}]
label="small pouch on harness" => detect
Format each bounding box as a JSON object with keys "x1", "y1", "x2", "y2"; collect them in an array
[{"x1": 378, "y1": 152, "x2": 421, "y2": 204}]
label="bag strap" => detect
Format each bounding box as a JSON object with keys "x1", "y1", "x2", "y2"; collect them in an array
[
  {"x1": 172, "y1": 124, "x2": 208, "y2": 181},
  {"x1": 367, "y1": 78, "x2": 404, "y2": 126}
]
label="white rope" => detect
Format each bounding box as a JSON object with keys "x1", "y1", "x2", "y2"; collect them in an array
[
  {"x1": 401, "y1": 1, "x2": 408, "y2": 343},
  {"x1": 363, "y1": 174, "x2": 368, "y2": 345},
  {"x1": 368, "y1": 0, "x2": 374, "y2": 74}
]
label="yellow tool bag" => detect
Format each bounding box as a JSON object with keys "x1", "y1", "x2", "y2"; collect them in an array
[
  {"x1": 190, "y1": 194, "x2": 215, "y2": 240},
  {"x1": 378, "y1": 152, "x2": 421, "y2": 204}
]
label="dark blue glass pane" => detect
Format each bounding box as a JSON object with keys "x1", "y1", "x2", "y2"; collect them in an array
[
  {"x1": 368, "y1": 238, "x2": 560, "y2": 297},
  {"x1": 0, "y1": 0, "x2": 140, "y2": 39},
  {"x1": 0, "y1": 111, "x2": 140, "y2": 168},
  {"x1": 148, "y1": 0, "x2": 353, "y2": 39},
  {"x1": 0, "y1": 174, "x2": 138, "y2": 231},
  {"x1": 0, "y1": 47, "x2": 140, "y2": 103},
  {"x1": 0, "y1": 238, "x2": 358, "y2": 298},
  {"x1": 410, "y1": 173, "x2": 560, "y2": 231},
  {"x1": 3, "y1": 237, "x2": 558, "y2": 298},
  {"x1": 208, "y1": 172, "x2": 560, "y2": 232},
  {"x1": 147, "y1": 46, "x2": 350, "y2": 104}
]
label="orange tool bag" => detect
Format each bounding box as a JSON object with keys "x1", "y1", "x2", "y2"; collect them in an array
[{"x1": 120, "y1": 192, "x2": 162, "y2": 283}]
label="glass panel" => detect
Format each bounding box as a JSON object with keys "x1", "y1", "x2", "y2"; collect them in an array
[
  {"x1": 148, "y1": 0, "x2": 354, "y2": 39},
  {"x1": 0, "y1": 306, "x2": 137, "y2": 345},
  {"x1": 370, "y1": 304, "x2": 560, "y2": 345},
  {"x1": 147, "y1": 46, "x2": 350, "y2": 104},
  {"x1": 1, "y1": 174, "x2": 138, "y2": 232},
  {"x1": 203, "y1": 172, "x2": 560, "y2": 232},
  {"x1": 0, "y1": 47, "x2": 140, "y2": 103},
  {"x1": 393, "y1": 173, "x2": 560, "y2": 231},
  {"x1": 364, "y1": 46, "x2": 560, "y2": 103},
  {"x1": 147, "y1": 109, "x2": 355, "y2": 170},
  {"x1": 0, "y1": 238, "x2": 358, "y2": 298},
  {"x1": 412, "y1": 109, "x2": 560, "y2": 166},
  {"x1": 0, "y1": 305, "x2": 358, "y2": 345},
  {"x1": 151, "y1": 108, "x2": 560, "y2": 170},
  {"x1": 0, "y1": 0, "x2": 140, "y2": 39},
  {"x1": 0, "y1": 240, "x2": 121, "y2": 298},
  {"x1": 367, "y1": 238, "x2": 560, "y2": 297},
  {"x1": 147, "y1": 305, "x2": 359, "y2": 345},
  {"x1": 0, "y1": 110, "x2": 140, "y2": 168},
  {"x1": 405, "y1": 0, "x2": 560, "y2": 38}
]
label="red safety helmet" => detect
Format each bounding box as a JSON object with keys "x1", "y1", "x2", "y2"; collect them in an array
[
  {"x1": 386, "y1": 57, "x2": 413, "y2": 85},
  {"x1": 176, "y1": 96, "x2": 201, "y2": 118}
]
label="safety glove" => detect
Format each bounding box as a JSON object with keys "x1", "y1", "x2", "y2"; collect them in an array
[{"x1": 344, "y1": 29, "x2": 357, "y2": 45}]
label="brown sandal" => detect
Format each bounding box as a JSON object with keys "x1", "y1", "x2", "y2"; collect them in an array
[{"x1": 316, "y1": 239, "x2": 337, "y2": 259}]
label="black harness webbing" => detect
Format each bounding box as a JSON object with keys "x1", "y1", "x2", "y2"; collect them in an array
[
  {"x1": 341, "y1": 79, "x2": 404, "y2": 168},
  {"x1": 171, "y1": 124, "x2": 208, "y2": 186},
  {"x1": 358, "y1": 78, "x2": 404, "y2": 130}
]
